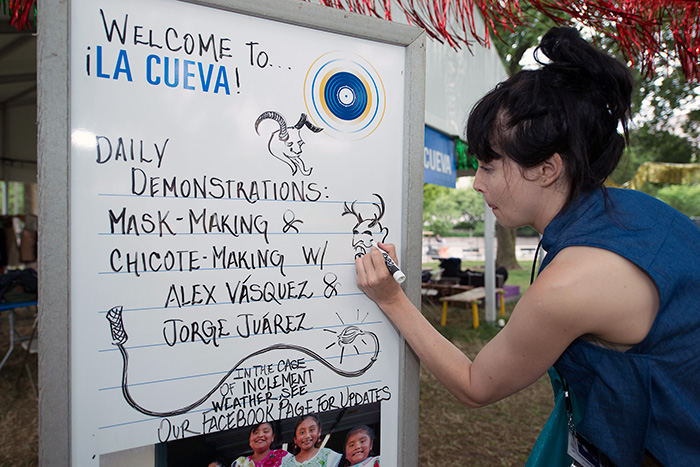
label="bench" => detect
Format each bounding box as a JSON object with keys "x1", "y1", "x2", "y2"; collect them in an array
[
  {"x1": 439, "y1": 287, "x2": 505, "y2": 329},
  {"x1": 421, "y1": 282, "x2": 474, "y2": 318}
]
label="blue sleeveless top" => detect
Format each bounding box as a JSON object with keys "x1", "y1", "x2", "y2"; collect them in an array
[{"x1": 540, "y1": 188, "x2": 700, "y2": 467}]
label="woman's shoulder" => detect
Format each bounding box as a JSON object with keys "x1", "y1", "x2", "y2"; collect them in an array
[{"x1": 532, "y1": 245, "x2": 659, "y2": 345}]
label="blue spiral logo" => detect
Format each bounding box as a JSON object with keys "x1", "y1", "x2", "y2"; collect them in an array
[
  {"x1": 324, "y1": 72, "x2": 368, "y2": 121},
  {"x1": 304, "y1": 52, "x2": 385, "y2": 140}
]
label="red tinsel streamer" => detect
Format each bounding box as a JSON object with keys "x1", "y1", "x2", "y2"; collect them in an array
[
  {"x1": 1, "y1": 0, "x2": 697, "y2": 80},
  {"x1": 316, "y1": 0, "x2": 391, "y2": 19},
  {"x1": 308, "y1": 0, "x2": 700, "y2": 82},
  {"x1": 1, "y1": 0, "x2": 36, "y2": 31},
  {"x1": 523, "y1": 0, "x2": 699, "y2": 80}
]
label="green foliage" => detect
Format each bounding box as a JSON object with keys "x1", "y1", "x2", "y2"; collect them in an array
[
  {"x1": 683, "y1": 109, "x2": 700, "y2": 161},
  {"x1": 0, "y1": 182, "x2": 26, "y2": 215},
  {"x1": 634, "y1": 127, "x2": 693, "y2": 163},
  {"x1": 452, "y1": 225, "x2": 485, "y2": 236},
  {"x1": 490, "y1": 14, "x2": 700, "y2": 198},
  {"x1": 490, "y1": 6, "x2": 558, "y2": 76},
  {"x1": 455, "y1": 139, "x2": 479, "y2": 171},
  {"x1": 611, "y1": 126, "x2": 697, "y2": 185},
  {"x1": 655, "y1": 184, "x2": 700, "y2": 217},
  {"x1": 630, "y1": 67, "x2": 700, "y2": 166},
  {"x1": 422, "y1": 183, "x2": 484, "y2": 236},
  {"x1": 639, "y1": 70, "x2": 700, "y2": 135}
]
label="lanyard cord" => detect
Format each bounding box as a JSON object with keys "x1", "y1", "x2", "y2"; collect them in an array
[{"x1": 529, "y1": 238, "x2": 543, "y2": 285}]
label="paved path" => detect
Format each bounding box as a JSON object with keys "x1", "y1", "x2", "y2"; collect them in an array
[{"x1": 422, "y1": 236, "x2": 540, "y2": 263}]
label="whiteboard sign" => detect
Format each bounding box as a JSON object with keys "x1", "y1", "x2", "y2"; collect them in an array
[{"x1": 64, "y1": 0, "x2": 423, "y2": 464}]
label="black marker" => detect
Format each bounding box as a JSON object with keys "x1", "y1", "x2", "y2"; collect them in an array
[{"x1": 375, "y1": 244, "x2": 406, "y2": 284}]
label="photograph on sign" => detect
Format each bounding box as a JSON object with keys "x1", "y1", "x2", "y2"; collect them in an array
[
  {"x1": 68, "y1": 0, "x2": 412, "y2": 465},
  {"x1": 162, "y1": 402, "x2": 381, "y2": 466}
]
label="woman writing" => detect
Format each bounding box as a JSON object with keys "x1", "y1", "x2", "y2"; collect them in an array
[
  {"x1": 355, "y1": 27, "x2": 700, "y2": 466},
  {"x1": 232, "y1": 422, "x2": 290, "y2": 467}
]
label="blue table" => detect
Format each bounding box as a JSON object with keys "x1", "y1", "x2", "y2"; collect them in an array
[{"x1": 0, "y1": 300, "x2": 38, "y2": 374}]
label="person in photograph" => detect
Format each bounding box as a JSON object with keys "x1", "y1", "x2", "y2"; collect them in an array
[
  {"x1": 342, "y1": 425, "x2": 379, "y2": 467},
  {"x1": 280, "y1": 414, "x2": 341, "y2": 467},
  {"x1": 232, "y1": 422, "x2": 291, "y2": 467},
  {"x1": 355, "y1": 26, "x2": 700, "y2": 466}
]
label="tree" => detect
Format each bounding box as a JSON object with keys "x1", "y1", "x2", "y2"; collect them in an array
[
  {"x1": 422, "y1": 184, "x2": 484, "y2": 237},
  {"x1": 491, "y1": 7, "x2": 555, "y2": 75}
]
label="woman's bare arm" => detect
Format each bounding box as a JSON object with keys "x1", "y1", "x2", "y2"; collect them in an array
[{"x1": 355, "y1": 243, "x2": 659, "y2": 407}]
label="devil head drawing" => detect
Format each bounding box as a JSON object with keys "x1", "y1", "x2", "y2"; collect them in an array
[{"x1": 255, "y1": 111, "x2": 323, "y2": 176}]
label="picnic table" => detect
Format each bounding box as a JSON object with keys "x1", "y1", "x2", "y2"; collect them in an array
[
  {"x1": 421, "y1": 281, "x2": 473, "y2": 315},
  {"x1": 421, "y1": 281, "x2": 473, "y2": 299},
  {"x1": 439, "y1": 287, "x2": 505, "y2": 329}
]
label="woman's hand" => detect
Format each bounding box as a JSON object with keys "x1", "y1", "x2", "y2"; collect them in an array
[{"x1": 354, "y1": 242, "x2": 405, "y2": 309}]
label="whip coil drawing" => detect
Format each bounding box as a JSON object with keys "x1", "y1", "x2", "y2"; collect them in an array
[{"x1": 106, "y1": 306, "x2": 380, "y2": 418}]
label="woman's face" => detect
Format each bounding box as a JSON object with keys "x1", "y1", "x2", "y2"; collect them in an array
[
  {"x1": 294, "y1": 418, "x2": 320, "y2": 453},
  {"x1": 249, "y1": 423, "x2": 274, "y2": 454},
  {"x1": 345, "y1": 430, "x2": 372, "y2": 465},
  {"x1": 472, "y1": 156, "x2": 543, "y2": 230}
]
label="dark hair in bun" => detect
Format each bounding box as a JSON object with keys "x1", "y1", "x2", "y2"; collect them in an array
[{"x1": 466, "y1": 26, "x2": 633, "y2": 209}]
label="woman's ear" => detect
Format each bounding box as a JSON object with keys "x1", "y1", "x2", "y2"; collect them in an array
[{"x1": 538, "y1": 153, "x2": 564, "y2": 187}]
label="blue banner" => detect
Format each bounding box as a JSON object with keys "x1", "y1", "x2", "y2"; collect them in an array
[{"x1": 424, "y1": 126, "x2": 456, "y2": 188}]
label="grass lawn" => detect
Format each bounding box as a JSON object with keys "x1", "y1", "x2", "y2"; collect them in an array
[
  {"x1": 418, "y1": 260, "x2": 555, "y2": 466},
  {"x1": 0, "y1": 305, "x2": 39, "y2": 467}
]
